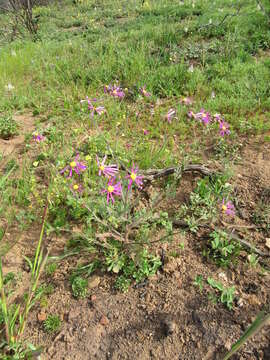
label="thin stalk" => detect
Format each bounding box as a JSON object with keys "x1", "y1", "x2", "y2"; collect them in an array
[
  {"x1": 32, "y1": 202, "x2": 48, "y2": 277},
  {"x1": 0, "y1": 259, "x2": 10, "y2": 343},
  {"x1": 17, "y1": 249, "x2": 49, "y2": 338},
  {"x1": 222, "y1": 311, "x2": 270, "y2": 360}
]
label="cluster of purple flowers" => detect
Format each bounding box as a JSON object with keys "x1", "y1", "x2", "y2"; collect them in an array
[
  {"x1": 165, "y1": 108, "x2": 177, "y2": 124},
  {"x1": 97, "y1": 155, "x2": 144, "y2": 203},
  {"x1": 188, "y1": 108, "x2": 230, "y2": 136},
  {"x1": 60, "y1": 153, "x2": 87, "y2": 194},
  {"x1": 104, "y1": 84, "x2": 125, "y2": 99},
  {"x1": 33, "y1": 131, "x2": 45, "y2": 143},
  {"x1": 81, "y1": 97, "x2": 106, "y2": 117},
  {"x1": 60, "y1": 153, "x2": 87, "y2": 178},
  {"x1": 139, "y1": 85, "x2": 151, "y2": 97},
  {"x1": 221, "y1": 199, "x2": 235, "y2": 216}
]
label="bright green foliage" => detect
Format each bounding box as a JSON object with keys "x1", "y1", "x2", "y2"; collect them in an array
[
  {"x1": 45, "y1": 263, "x2": 57, "y2": 276},
  {"x1": 193, "y1": 275, "x2": 204, "y2": 292},
  {"x1": 207, "y1": 230, "x2": 241, "y2": 267},
  {"x1": 179, "y1": 175, "x2": 232, "y2": 232},
  {"x1": 71, "y1": 276, "x2": 88, "y2": 298},
  {"x1": 105, "y1": 246, "x2": 161, "y2": 291},
  {"x1": 0, "y1": 116, "x2": 18, "y2": 140},
  {"x1": 207, "y1": 277, "x2": 235, "y2": 310},
  {"x1": 44, "y1": 315, "x2": 62, "y2": 334}
]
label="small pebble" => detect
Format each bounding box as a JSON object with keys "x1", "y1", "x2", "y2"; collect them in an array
[
  {"x1": 163, "y1": 318, "x2": 177, "y2": 336},
  {"x1": 37, "y1": 311, "x2": 46, "y2": 322},
  {"x1": 91, "y1": 294, "x2": 97, "y2": 302},
  {"x1": 100, "y1": 315, "x2": 109, "y2": 326}
]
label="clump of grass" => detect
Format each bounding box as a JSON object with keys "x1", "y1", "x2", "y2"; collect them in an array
[
  {"x1": 44, "y1": 315, "x2": 61, "y2": 334},
  {"x1": 71, "y1": 276, "x2": 88, "y2": 298},
  {"x1": 45, "y1": 263, "x2": 57, "y2": 276},
  {"x1": 0, "y1": 115, "x2": 18, "y2": 139}
]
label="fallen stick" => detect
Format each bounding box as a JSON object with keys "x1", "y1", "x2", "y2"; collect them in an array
[{"x1": 142, "y1": 164, "x2": 216, "y2": 181}]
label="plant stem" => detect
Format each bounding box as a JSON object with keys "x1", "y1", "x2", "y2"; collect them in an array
[
  {"x1": 32, "y1": 201, "x2": 48, "y2": 277},
  {"x1": 222, "y1": 311, "x2": 270, "y2": 360},
  {"x1": 0, "y1": 259, "x2": 10, "y2": 343}
]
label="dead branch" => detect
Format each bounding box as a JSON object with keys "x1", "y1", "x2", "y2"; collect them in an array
[
  {"x1": 3, "y1": 0, "x2": 39, "y2": 37},
  {"x1": 142, "y1": 164, "x2": 215, "y2": 181}
]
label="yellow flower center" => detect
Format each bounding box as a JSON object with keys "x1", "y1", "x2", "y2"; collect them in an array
[
  {"x1": 70, "y1": 161, "x2": 76, "y2": 168},
  {"x1": 73, "y1": 184, "x2": 79, "y2": 190},
  {"x1": 99, "y1": 165, "x2": 105, "y2": 171},
  {"x1": 222, "y1": 125, "x2": 226, "y2": 130},
  {"x1": 131, "y1": 172, "x2": 137, "y2": 181},
  {"x1": 202, "y1": 113, "x2": 207, "y2": 118},
  {"x1": 222, "y1": 205, "x2": 227, "y2": 211},
  {"x1": 113, "y1": 89, "x2": 118, "y2": 94},
  {"x1": 108, "y1": 185, "x2": 114, "y2": 193}
]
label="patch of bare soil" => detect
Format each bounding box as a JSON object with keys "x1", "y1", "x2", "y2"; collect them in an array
[
  {"x1": 2, "y1": 135, "x2": 270, "y2": 360},
  {"x1": 24, "y1": 232, "x2": 270, "y2": 360},
  {"x1": 0, "y1": 113, "x2": 36, "y2": 158}
]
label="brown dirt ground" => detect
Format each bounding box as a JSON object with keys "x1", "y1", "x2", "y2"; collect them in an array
[{"x1": 1, "y1": 124, "x2": 270, "y2": 359}]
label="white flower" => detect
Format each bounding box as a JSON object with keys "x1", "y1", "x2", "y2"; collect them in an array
[
  {"x1": 5, "y1": 83, "x2": 14, "y2": 91},
  {"x1": 188, "y1": 64, "x2": 194, "y2": 73}
]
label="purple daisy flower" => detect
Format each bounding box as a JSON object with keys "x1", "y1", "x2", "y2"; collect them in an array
[
  {"x1": 81, "y1": 97, "x2": 106, "y2": 117},
  {"x1": 139, "y1": 85, "x2": 151, "y2": 97},
  {"x1": 96, "y1": 155, "x2": 118, "y2": 178},
  {"x1": 60, "y1": 154, "x2": 87, "y2": 178},
  {"x1": 33, "y1": 133, "x2": 45, "y2": 142},
  {"x1": 219, "y1": 120, "x2": 230, "y2": 136},
  {"x1": 213, "y1": 113, "x2": 222, "y2": 122},
  {"x1": 104, "y1": 84, "x2": 125, "y2": 99},
  {"x1": 221, "y1": 199, "x2": 235, "y2": 216},
  {"x1": 101, "y1": 177, "x2": 122, "y2": 204},
  {"x1": 165, "y1": 108, "x2": 177, "y2": 124},
  {"x1": 143, "y1": 129, "x2": 149, "y2": 135},
  {"x1": 126, "y1": 164, "x2": 143, "y2": 190},
  {"x1": 196, "y1": 108, "x2": 211, "y2": 124}
]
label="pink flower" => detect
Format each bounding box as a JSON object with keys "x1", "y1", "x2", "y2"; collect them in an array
[
  {"x1": 196, "y1": 108, "x2": 211, "y2": 124},
  {"x1": 165, "y1": 108, "x2": 176, "y2": 123},
  {"x1": 126, "y1": 164, "x2": 143, "y2": 190},
  {"x1": 213, "y1": 113, "x2": 222, "y2": 122},
  {"x1": 180, "y1": 97, "x2": 192, "y2": 106},
  {"x1": 81, "y1": 97, "x2": 106, "y2": 117},
  {"x1": 96, "y1": 155, "x2": 118, "y2": 178},
  {"x1": 33, "y1": 133, "x2": 45, "y2": 142},
  {"x1": 219, "y1": 120, "x2": 230, "y2": 136},
  {"x1": 139, "y1": 85, "x2": 151, "y2": 97},
  {"x1": 60, "y1": 154, "x2": 87, "y2": 178},
  {"x1": 143, "y1": 129, "x2": 149, "y2": 135},
  {"x1": 101, "y1": 177, "x2": 122, "y2": 204},
  {"x1": 221, "y1": 199, "x2": 235, "y2": 216}
]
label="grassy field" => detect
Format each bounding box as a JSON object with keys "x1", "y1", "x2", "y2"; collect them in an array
[{"x1": 0, "y1": 0, "x2": 270, "y2": 359}]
